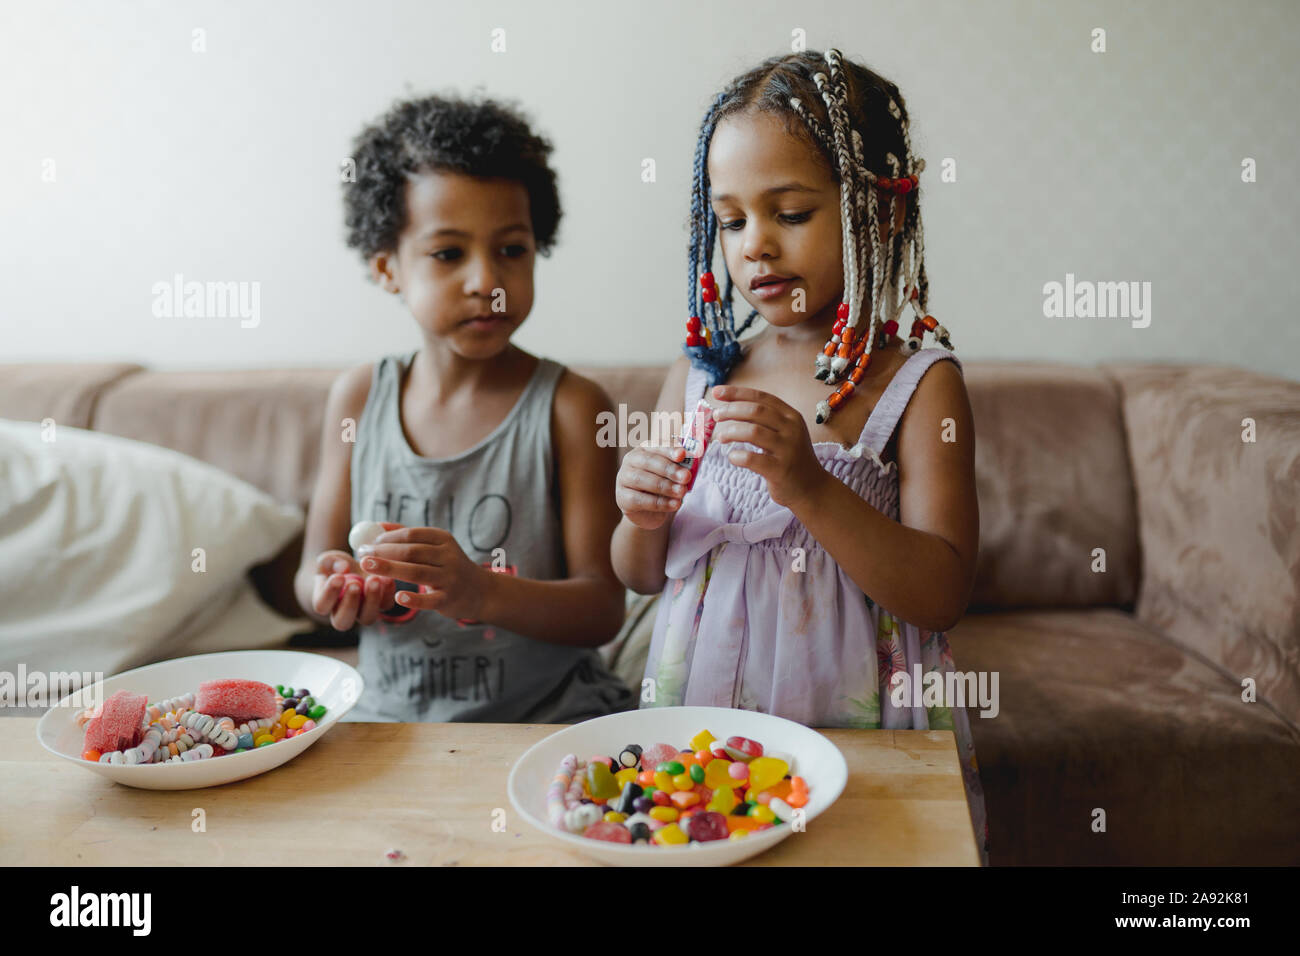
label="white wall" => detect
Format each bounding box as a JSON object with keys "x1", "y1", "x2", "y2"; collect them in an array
[{"x1": 2, "y1": 0, "x2": 1297, "y2": 378}]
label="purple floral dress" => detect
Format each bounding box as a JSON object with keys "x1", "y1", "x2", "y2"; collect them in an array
[{"x1": 642, "y1": 346, "x2": 990, "y2": 865}]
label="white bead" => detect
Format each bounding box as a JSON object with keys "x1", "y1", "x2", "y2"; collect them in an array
[
  {"x1": 769, "y1": 797, "x2": 796, "y2": 822},
  {"x1": 564, "y1": 803, "x2": 602, "y2": 834},
  {"x1": 348, "y1": 521, "x2": 386, "y2": 553}
]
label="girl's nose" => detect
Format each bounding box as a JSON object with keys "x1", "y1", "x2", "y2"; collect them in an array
[{"x1": 741, "y1": 224, "x2": 777, "y2": 262}]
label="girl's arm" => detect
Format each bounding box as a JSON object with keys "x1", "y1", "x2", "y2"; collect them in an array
[
  {"x1": 794, "y1": 360, "x2": 979, "y2": 632},
  {"x1": 710, "y1": 360, "x2": 978, "y2": 633},
  {"x1": 610, "y1": 355, "x2": 692, "y2": 594},
  {"x1": 470, "y1": 370, "x2": 628, "y2": 647}
]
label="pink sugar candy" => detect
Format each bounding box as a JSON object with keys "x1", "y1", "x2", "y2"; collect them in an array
[
  {"x1": 195, "y1": 679, "x2": 278, "y2": 723},
  {"x1": 583, "y1": 821, "x2": 632, "y2": 844},
  {"x1": 640, "y1": 743, "x2": 679, "y2": 772},
  {"x1": 81, "y1": 690, "x2": 147, "y2": 755}
]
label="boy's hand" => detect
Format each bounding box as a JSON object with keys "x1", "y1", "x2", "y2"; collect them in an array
[
  {"x1": 358, "y1": 527, "x2": 489, "y2": 622},
  {"x1": 616, "y1": 440, "x2": 691, "y2": 530},
  {"x1": 312, "y1": 549, "x2": 397, "y2": 630},
  {"x1": 710, "y1": 384, "x2": 829, "y2": 510}
]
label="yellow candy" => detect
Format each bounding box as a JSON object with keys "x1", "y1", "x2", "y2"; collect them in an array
[
  {"x1": 706, "y1": 786, "x2": 738, "y2": 814},
  {"x1": 280, "y1": 708, "x2": 295, "y2": 724},
  {"x1": 252, "y1": 734, "x2": 273, "y2": 747},
  {"x1": 750, "y1": 804, "x2": 776, "y2": 824},
  {"x1": 648, "y1": 806, "x2": 679, "y2": 823},
  {"x1": 704, "y1": 759, "x2": 736, "y2": 790},
  {"x1": 653, "y1": 823, "x2": 689, "y2": 845},
  {"x1": 729, "y1": 830, "x2": 751, "y2": 841},
  {"x1": 286, "y1": 714, "x2": 307, "y2": 729},
  {"x1": 614, "y1": 767, "x2": 638, "y2": 788},
  {"x1": 672, "y1": 773, "x2": 694, "y2": 791},
  {"x1": 603, "y1": 811, "x2": 627, "y2": 824},
  {"x1": 689, "y1": 729, "x2": 717, "y2": 752},
  {"x1": 654, "y1": 771, "x2": 674, "y2": 792},
  {"x1": 746, "y1": 756, "x2": 790, "y2": 794}
]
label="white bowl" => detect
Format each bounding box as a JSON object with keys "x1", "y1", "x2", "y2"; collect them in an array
[
  {"x1": 36, "y1": 650, "x2": 363, "y2": 790},
  {"x1": 507, "y1": 705, "x2": 848, "y2": 866}
]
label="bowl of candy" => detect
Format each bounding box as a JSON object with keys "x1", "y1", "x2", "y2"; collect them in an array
[
  {"x1": 35, "y1": 650, "x2": 363, "y2": 790},
  {"x1": 507, "y1": 705, "x2": 848, "y2": 866}
]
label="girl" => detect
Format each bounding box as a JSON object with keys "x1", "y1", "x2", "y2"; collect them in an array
[
  {"x1": 295, "y1": 93, "x2": 633, "y2": 723},
  {"x1": 611, "y1": 50, "x2": 989, "y2": 863}
]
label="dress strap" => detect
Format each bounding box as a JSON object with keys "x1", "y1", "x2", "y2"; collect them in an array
[
  {"x1": 856, "y1": 348, "x2": 964, "y2": 456},
  {"x1": 683, "y1": 362, "x2": 710, "y2": 413}
]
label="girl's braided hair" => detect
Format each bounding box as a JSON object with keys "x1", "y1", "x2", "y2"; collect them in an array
[{"x1": 684, "y1": 49, "x2": 950, "y2": 423}]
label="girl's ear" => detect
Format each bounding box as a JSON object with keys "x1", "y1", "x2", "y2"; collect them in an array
[{"x1": 369, "y1": 252, "x2": 401, "y2": 295}]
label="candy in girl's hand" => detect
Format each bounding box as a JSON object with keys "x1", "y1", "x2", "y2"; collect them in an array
[
  {"x1": 348, "y1": 521, "x2": 386, "y2": 554},
  {"x1": 677, "y1": 399, "x2": 716, "y2": 490}
]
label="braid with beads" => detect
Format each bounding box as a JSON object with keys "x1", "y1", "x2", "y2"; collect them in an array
[{"x1": 680, "y1": 49, "x2": 953, "y2": 425}]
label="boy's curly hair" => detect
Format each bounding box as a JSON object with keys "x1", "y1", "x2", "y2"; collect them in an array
[{"x1": 342, "y1": 92, "x2": 562, "y2": 264}]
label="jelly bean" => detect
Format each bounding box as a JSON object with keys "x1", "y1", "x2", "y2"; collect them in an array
[
  {"x1": 724, "y1": 735, "x2": 763, "y2": 762},
  {"x1": 295, "y1": 701, "x2": 311, "y2": 716},
  {"x1": 280, "y1": 708, "x2": 296, "y2": 724},
  {"x1": 256, "y1": 739, "x2": 275, "y2": 748},
  {"x1": 237, "y1": 733, "x2": 254, "y2": 749},
  {"x1": 725, "y1": 814, "x2": 769, "y2": 833},
  {"x1": 706, "y1": 785, "x2": 737, "y2": 814},
  {"x1": 689, "y1": 729, "x2": 716, "y2": 752},
  {"x1": 295, "y1": 689, "x2": 311, "y2": 700},
  {"x1": 727, "y1": 761, "x2": 748, "y2": 782},
  {"x1": 287, "y1": 714, "x2": 307, "y2": 729},
  {"x1": 649, "y1": 806, "x2": 679, "y2": 823},
  {"x1": 674, "y1": 751, "x2": 698, "y2": 769},
  {"x1": 308, "y1": 705, "x2": 326, "y2": 720},
  {"x1": 586, "y1": 761, "x2": 621, "y2": 801},
  {"x1": 756, "y1": 791, "x2": 771, "y2": 805},
  {"x1": 632, "y1": 796, "x2": 653, "y2": 814},
  {"x1": 640, "y1": 743, "x2": 678, "y2": 772},
  {"x1": 729, "y1": 830, "x2": 750, "y2": 841},
  {"x1": 652, "y1": 823, "x2": 688, "y2": 846},
  {"x1": 614, "y1": 767, "x2": 638, "y2": 788},
  {"x1": 275, "y1": 685, "x2": 286, "y2": 696},
  {"x1": 81, "y1": 748, "x2": 101, "y2": 762},
  {"x1": 672, "y1": 773, "x2": 694, "y2": 791},
  {"x1": 253, "y1": 734, "x2": 273, "y2": 746},
  {"x1": 746, "y1": 756, "x2": 789, "y2": 793},
  {"x1": 301, "y1": 719, "x2": 317, "y2": 732},
  {"x1": 769, "y1": 797, "x2": 796, "y2": 822},
  {"x1": 603, "y1": 811, "x2": 627, "y2": 824},
  {"x1": 686, "y1": 810, "x2": 729, "y2": 842},
  {"x1": 750, "y1": 804, "x2": 777, "y2": 824},
  {"x1": 233, "y1": 747, "x2": 247, "y2": 753},
  {"x1": 618, "y1": 744, "x2": 643, "y2": 769},
  {"x1": 585, "y1": 822, "x2": 634, "y2": 842},
  {"x1": 731, "y1": 801, "x2": 751, "y2": 816},
  {"x1": 636, "y1": 769, "x2": 655, "y2": 787},
  {"x1": 655, "y1": 760, "x2": 685, "y2": 776},
  {"x1": 628, "y1": 822, "x2": 651, "y2": 844},
  {"x1": 653, "y1": 771, "x2": 674, "y2": 792},
  {"x1": 615, "y1": 782, "x2": 644, "y2": 816},
  {"x1": 704, "y1": 758, "x2": 736, "y2": 790},
  {"x1": 281, "y1": 686, "x2": 294, "y2": 698},
  {"x1": 695, "y1": 749, "x2": 714, "y2": 766},
  {"x1": 652, "y1": 790, "x2": 671, "y2": 807},
  {"x1": 689, "y1": 763, "x2": 705, "y2": 784},
  {"x1": 283, "y1": 697, "x2": 300, "y2": 710},
  {"x1": 285, "y1": 728, "x2": 298, "y2": 738},
  {"x1": 669, "y1": 790, "x2": 700, "y2": 809}
]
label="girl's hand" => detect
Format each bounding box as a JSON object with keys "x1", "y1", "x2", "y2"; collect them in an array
[
  {"x1": 710, "y1": 384, "x2": 829, "y2": 510},
  {"x1": 615, "y1": 440, "x2": 692, "y2": 530},
  {"x1": 312, "y1": 549, "x2": 397, "y2": 631},
  {"x1": 357, "y1": 527, "x2": 489, "y2": 621}
]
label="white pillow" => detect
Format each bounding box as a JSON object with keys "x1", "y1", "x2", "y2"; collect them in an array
[{"x1": 0, "y1": 418, "x2": 304, "y2": 709}]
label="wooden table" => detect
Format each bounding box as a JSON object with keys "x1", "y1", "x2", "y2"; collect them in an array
[{"x1": 0, "y1": 719, "x2": 980, "y2": 865}]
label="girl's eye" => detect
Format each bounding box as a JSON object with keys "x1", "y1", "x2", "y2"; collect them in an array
[
  {"x1": 719, "y1": 219, "x2": 745, "y2": 231},
  {"x1": 431, "y1": 249, "x2": 461, "y2": 262},
  {"x1": 501, "y1": 245, "x2": 527, "y2": 257},
  {"x1": 780, "y1": 212, "x2": 811, "y2": 224}
]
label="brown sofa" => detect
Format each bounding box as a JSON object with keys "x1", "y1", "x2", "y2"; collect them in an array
[{"x1": 4, "y1": 357, "x2": 1297, "y2": 866}]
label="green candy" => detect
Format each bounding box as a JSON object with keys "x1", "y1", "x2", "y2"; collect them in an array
[
  {"x1": 308, "y1": 704, "x2": 326, "y2": 720},
  {"x1": 689, "y1": 764, "x2": 705, "y2": 783},
  {"x1": 300, "y1": 696, "x2": 315, "y2": 709},
  {"x1": 586, "y1": 761, "x2": 621, "y2": 801},
  {"x1": 656, "y1": 761, "x2": 685, "y2": 776},
  {"x1": 275, "y1": 685, "x2": 285, "y2": 696},
  {"x1": 256, "y1": 739, "x2": 275, "y2": 748},
  {"x1": 642, "y1": 787, "x2": 658, "y2": 800}
]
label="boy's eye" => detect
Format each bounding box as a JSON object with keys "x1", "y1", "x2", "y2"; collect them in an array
[
  {"x1": 431, "y1": 249, "x2": 462, "y2": 262},
  {"x1": 501, "y1": 245, "x2": 527, "y2": 257}
]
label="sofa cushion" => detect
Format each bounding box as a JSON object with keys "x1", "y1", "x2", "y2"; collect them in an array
[
  {"x1": 1101, "y1": 363, "x2": 1300, "y2": 730},
  {"x1": 93, "y1": 368, "x2": 339, "y2": 508},
  {"x1": 0, "y1": 362, "x2": 142, "y2": 430},
  {"x1": 963, "y1": 363, "x2": 1140, "y2": 611},
  {"x1": 949, "y1": 608, "x2": 1300, "y2": 865}
]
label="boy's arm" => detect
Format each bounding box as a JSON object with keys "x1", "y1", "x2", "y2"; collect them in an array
[
  {"x1": 293, "y1": 363, "x2": 373, "y2": 625},
  {"x1": 609, "y1": 355, "x2": 691, "y2": 595},
  {"x1": 794, "y1": 359, "x2": 980, "y2": 632},
  {"x1": 474, "y1": 370, "x2": 626, "y2": 647}
]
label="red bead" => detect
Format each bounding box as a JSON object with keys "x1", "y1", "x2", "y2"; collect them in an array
[
  {"x1": 836, "y1": 303, "x2": 850, "y2": 320},
  {"x1": 883, "y1": 319, "x2": 899, "y2": 337},
  {"x1": 832, "y1": 319, "x2": 845, "y2": 335},
  {"x1": 700, "y1": 272, "x2": 716, "y2": 288},
  {"x1": 897, "y1": 178, "x2": 912, "y2": 194},
  {"x1": 878, "y1": 177, "x2": 892, "y2": 190},
  {"x1": 686, "y1": 316, "x2": 701, "y2": 333},
  {"x1": 701, "y1": 288, "x2": 717, "y2": 303}
]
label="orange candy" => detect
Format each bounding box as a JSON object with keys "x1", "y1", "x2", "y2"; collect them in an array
[
  {"x1": 637, "y1": 770, "x2": 656, "y2": 787},
  {"x1": 725, "y1": 815, "x2": 773, "y2": 833},
  {"x1": 670, "y1": 790, "x2": 700, "y2": 809},
  {"x1": 675, "y1": 751, "x2": 698, "y2": 769},
  {"x1": 81, "y1": 748, "x2": 101, "y2": 762},
  {"x1": 695, "y1": 749, "x2": 713, "y2": 766}
]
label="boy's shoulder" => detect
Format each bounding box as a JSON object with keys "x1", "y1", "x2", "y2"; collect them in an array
[
  {"x1": 326, "y1": 360, "x2": 378, "y2": 419},
  {"x1": 550, "y1": 363, "x2": 615, "y2": 424}
]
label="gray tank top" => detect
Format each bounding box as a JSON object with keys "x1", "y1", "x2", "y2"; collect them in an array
[{"x1": 346, "y1": 350, "x2": 634, "y2": 723}]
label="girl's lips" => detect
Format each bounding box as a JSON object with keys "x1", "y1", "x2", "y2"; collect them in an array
[{"x1": 752, "y1": 277, "x2": 796, "y2": 300}]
